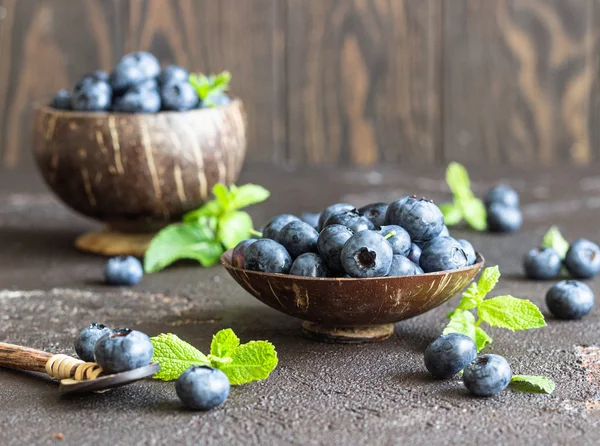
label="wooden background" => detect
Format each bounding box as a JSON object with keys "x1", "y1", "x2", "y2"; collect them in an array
[{"x1": 1, "y1": 0, "x2": 600, "y2": 172}]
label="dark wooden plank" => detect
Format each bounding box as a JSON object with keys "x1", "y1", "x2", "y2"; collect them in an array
[
  {"x1": 443, "y1": 0, "x2": 596, "y2": 167},
  {"x1": 119, "y1": 0, "x2": 285, "y2": 165},
  {"x1": 0, "y1": 0, "x2": 120, "y2": 170},
  {"x1": 285, "y1": 0, "x2": 442, "y2": 167}
]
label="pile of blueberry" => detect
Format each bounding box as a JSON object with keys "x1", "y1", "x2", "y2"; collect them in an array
[
  {"x1": 75, "y1": 323, "x2": 229, "y2": 410},
  {"x1": 50, "y1": 51, "x2": 230, "y2": 113},
  {"x1": 485, "y1": 184, "x2": 522, "y2": 233},
  {"x1": 232, "y1": 196, "x2": 478, "y2": 278},
  {"x1": 524, "y1": 238, "x2": 600, "y2": 280}
]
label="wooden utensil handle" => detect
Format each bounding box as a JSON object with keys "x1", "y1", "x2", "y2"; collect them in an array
[{"x1": 0, "y1": 342, "x2": 53, "y2": 373}]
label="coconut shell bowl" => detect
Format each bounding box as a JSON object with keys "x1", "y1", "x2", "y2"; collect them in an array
[
  {"x1": 221, "y1": 250, "x2": 484, "y2": 343},
  {"x1": 32, "y1": 100, "x2": 247, "y2": 256}
]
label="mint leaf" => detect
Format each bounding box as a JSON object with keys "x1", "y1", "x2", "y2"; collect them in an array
[
  {"x1": 510, "y1": 375, "x2": 555, "y2": 394},
  {"x1": 474, "y1": 326, "x2": 492, "y2": 352},
  {"x1": 190, "y1": 71, "x2": 232, "y2": 107},
  {"x1": 443, "y1": 162, "x2": 487, "y2": 231},
  {"x1": 541, "y1": 226, "x2": 569, "y2": 260},
  {"x1": 440, "y1": 202, "x2": 463, "y2": 226},
  {"x1": 477, "y1": 265, "x2": 500, "y2": 296},
  {"x1": 456, "y1": 283, "x2": 480, "y2": 311},
  {"x1": 478, "y1": 295, "x2": 546, "y2": 331},
  {"x1": 219, "y1": 340, "x2": 278, "y2": 385},
  {"x1": 143, "y1": 223, "x2": 223, "y2": 273},
  {"x1": 462, "y1": 198, "x2": 487, "y2": 231},
  {"x1": 183, "y1": 200, "x2": 222, "y2": 223},
  {"x1": 210, "y1": 329, "x2": 240, "y2": 358},
  {"x1": 213, "y1": 184, "x2": 230, "y2": 210},
  {"x1": 443, "y1": 309, "x2": 476, "y2": 340},
  {"x1": 446, "y1": 162, "x2": 471, "y2": 199},
  {"x1": 151, "y1": 334, "x2": 210, "y2": 381},
  {"x1": 229, "y1": 184, "x2": 270, "y2": 210},
  {"x1": 218, "y1": 211, "x2": 253, "y2": 249}
]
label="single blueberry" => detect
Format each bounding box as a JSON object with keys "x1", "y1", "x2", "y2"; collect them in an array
[
  {"x1": 94, "y1": 328, "x2": 153, "y2": 374},
  {"x1": 523, "y1": 247, "x2": 561, "y2": 280},
  {"x1": 277, "y1": 221, "x2": 319, "y2": 259},
  {"x1": 104, "y1": 256, "x2": 144, "y2": 286},
  {"x1": 458, "y1": 239, "x2": 477, "y2": 265},
  {"x1": 300, "y1": 212, "x2": 320, "y2": 230},
  {"x1": 358, "y1": 202, "x2": 388, "y2": 228},
  {"x1": 341, "y1": 230, "x2": 393, "y2": 278},
  {"x1": 463, "y1": 354, "x2": 512, "y2": 397},
  {"x1": 439, "y1": 225, "x2": 450, "y2": 237},
  {"x1": 385, "y1": 196, "x2": 445, "y2": 243},
  {"x1": 322, "y1": 209, "x2": 374, "y2": 233},
  {"x1": 378, "y1": 225, "x2": 411, "y2": 256},
  {"x1": 74, "y1": 323, "x2": 111, "y2": 362},
  {"x1": 112, "y1": 85, "x2": 161, "y2": 113},
  {"x1": 262, "y1": 214, "x2": 301, "y2": 240},
  {"x1": 160, "y1": 80, "x2": 198, "y2": 111},
  {"x1": 424, "y1": 333, "x2": 477, "y2": 379},
  {"x1": 564, "y1": 238, "x2": 600, "y2": 279},
  {"x1": 317, "y1": 224, "x2": 354, "y2": 274},
  {"x1": 407, "y1": 243, "x2": 422, "y2": 265},
  {"x1": 244, "y1": 239, "x2": 292, "y2": 274},
  {"x1": 176, "y1": 366, "x2": 230, "y2": 411},
  {"x1": 419, "y1": 236, "x2": 468, "y2": 273},
  {"x1": 318, "y1": 203, "x2": 354, "y2": 231},
  {"x1": 289, "y1": 253, "x2": 328, "y2": 277},
  {"x1": 486, "y1": 202, "x2": 522, "y2": 233},
  {"x1": 546, "y1": 280, "x2": 594, "y2": 320},
  {"x1": 50, "y1": 89, "x2": 72, "y2": 110},
  {"x1": 110, "y1": 51, "x2": 161, "y2": 92},
  {"x1": 232, "y1": 239, "x2": 257, "y2": 268},
  {"x1": 158, "y1": 65, "x2": 189, "y2": 86},
  {"x1": 72, "y1": 79, "x2": 112, "y2": 111},
  {"x1": 484, "y1": 184, "x2": 520, "y2": 209},
  {"x1": 387, "y1": 255, "x2": 423, "y2": 276}
]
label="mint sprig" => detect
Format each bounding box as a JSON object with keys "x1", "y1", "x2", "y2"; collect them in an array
[
  {"x1": 510, "y1": 375, "x2": 555, "y2": 394},
  {"x1": 151, "y1": 329, "x2": 278, "y2": 384},
  {"x1": 541, "y1": 226, "x2": 569, "y2": 260},
  {"x1": 189, "y1": 71, "x2": 231, "y2": 108},
  {"x1": 144, "y1": 183, "x2": 269, "y2": 273},
  {"x1": 440, "y1": 162, "x2": 487, "y2": 231}
]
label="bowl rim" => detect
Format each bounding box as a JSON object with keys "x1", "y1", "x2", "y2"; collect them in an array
[{"x1": 220, "y1": 249, "x2": 485, "y2": 282}]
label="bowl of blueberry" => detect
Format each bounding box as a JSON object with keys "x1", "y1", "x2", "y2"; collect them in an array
[
  {"x1": 221, "y1": 197, "x2": 484, "y2": 343},
  {"x1": 33, "y1": 51, "x2": 246, "y2": 236}
]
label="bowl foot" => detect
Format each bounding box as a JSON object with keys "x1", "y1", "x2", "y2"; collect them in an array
[
  {"x1": 75, "y1": 228, "x2": 154, "y2": 257},
  {"x1": 302, "y1": 322, "x2": 394, "y2": 344}
]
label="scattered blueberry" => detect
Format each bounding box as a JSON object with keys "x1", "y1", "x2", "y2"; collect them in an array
[
  {"x1": 523, "y1": 247, "x2": 562, "y2": 280},
  {"x1": 424, "y1": 333, "x2": 477, "y2": 379},
  {"x1": 564, "y1": 238, "x2": 600, "y2": 279},
  {"x1": 50, "y1": 89, "x2": 72, "y2": 110},
  {"x1": 158, "y1": 65, "x2": 189, "y2": 86},
  {"x1": 463, "y1": 354, "x2": 512, "y2": 397},
  {"x1": 262, "y1": 214, "x2": 300, "y2": 240},
  {"x1": 484, "y1": 184, "x2": 520, "y2": 209},
  {"x1": 74, "y1": 323, "x2": 111, "y2": 362},
  {"x1": 176, "y1": 366, "x2": 230, "y2": 411},
  {"x1": 458, "y1": 239, "x2": 477, "y2": 265},
  {"x1": 160, "y1": 80, "x2": 198, "y2": 111},
  {"x1": 407, "y1": 243, "x2": 422, "y2": 265},
  {"x1": 112, "y1": 85, "x2": 161, "y2": 113},
  {"x1": 387, "y1": 255, "x2": 423, "y2": 276},
  {"x1": 323, "y1": 209, "x2": 374, "y2": 233},
  {"x1": 72, "y1": 79, "x2": 112, "y2": 111},
  {"x1": 358, "y1": 202, "x2": 388, "y2": 228},
  {"x1": 277, "y1": 221, "x2": 319, "y2": 259},
  {"x1": 94, "y1": 328, "x2": 153, "y2": 374},
  {"x1": 104, "y1": 256, "x2": 144, "y2": 286},
  {"x1": 318, "y1": 203, "x2": 354, "y2": 231},
  {"x1": 244, "y1": 239, "x2": 292, "y2": 274},
  {"x1": 231, "y1": 239, "x2": 257, "y2": 268},
  {"x1": 341, "y1": 230, "x2": 393, "y2": 278},
  {"x1": 300, "y1": 212, "x2": 320, "y2": 230},
  {"x1": 419, "y1": 236, "x2": 468, "y2": 273},
  {"x1": 546, "y1": 280, "x2": 594, "y2": 320},
  {"x1": 110, "y1": 51, "x2": 160, "y2": 93},
  {"x1": 385, "y1": 196, "x2": 445, "y2": 243},
  {"x1": 486, "y1": 202, "x2": 522, "y2": 233},
  {"x1": 317, "y1": 224, "x2": 354, "y2": 274},
  {"x1": 289, "y1": 253, "x2": 328, "y2": 277},
  {"x1": 378, "y1": 225, "x2": 411, "y2": 256}
]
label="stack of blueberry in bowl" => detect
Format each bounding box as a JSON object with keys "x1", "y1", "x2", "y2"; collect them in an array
[{"x1": 231, "y1": 196, "x2": 479, "y2": 278}]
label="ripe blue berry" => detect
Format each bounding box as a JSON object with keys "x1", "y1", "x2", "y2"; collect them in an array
[
  {"x1": 358, "y1": 202, "x2": 388, "y2": 228},
  {"x1": 72, "y1": 79, "x2": 112, "y2": 111},
  {"x1": 341, "y1": 230, "x2": 393, "y2": 278},
  {"x1": 407, "y1": 243, "x2": 422, "y2": 265},
  {"x1": 486, "y1": 202, "x2": 522, "y2": 233},
  {"x1": 263, "y1": 214, "x2": 300, "y2": 241},
  {"x1": 484, "y1": 184, "x2": 520, "y2": 209},
  {"x1": 231, "y1": 239, "x2": 256, "y2": 268},
  {"x1": 158, "y1": 65, "x2": 189, "y2": 86},
  {"x1": 458, "y1": 239, "x2": 477, "y2": 265},
  {"x1": 546, "y1": 280, "x2": 594, "y2": 320},
  {"x1": 318, "y1": 203, "x2": 354, "y2": 231},
  {"x1": 523, "y1": 247, "x2": 561, "y2": 280},
  {"x1": 160, "y1": 80, "x2": 198, "y2": 111},
  {"x1": 113, "y1": 85, "x2": 161, "y2": 113},
  {"x1": 463, "y1": 354, "x2": 512, "y2": 397},
  {"x1": 424, "y1": 333, "x2": 477, "y2": 379},
  {"x1": 176, "y1": 366, "x2": 230, "y2": 411},
  {"x1": 322, "y1": 209, "x2": 374, "y2": 233},
  {"x1": 104, "y1": 256, "x2": 143, "y2": 286},
  {"x1": 564, "y1": 238, "x2": 600, "y2": 279},
  {"x1": 419, "y1": 236, "x2": 468, "y2": 273},
  {"x1": 387, "y1": 255, "x2": 423, "y2": 276},
  {"x1": 289, "y1": 253, "x2": 328, "y2": 277},
  {"x1": 50, "y1": 89, "x2": 72, "y2": 110},
  {"x1": 244, "y1": 239, "x2": 292, "y2": 274},
  {"x1": 74, "y1": 323, "x2": 111, "y2": 362},
  {"x1": 378, "y1": 225, "x2": 411, "y2": 256},
  {"x1": 317, "y1": 224, "x2": 354, "y2": 274},
  {"x1": 385, "y1": 196, "x2": 445, "y2": 243},
  {"x1": 94, "y1": 328, "x2": 153, "y2": 374},
  {"x1": 110, "y1": 51, "x2": 160, "y2": 93},
  {"x1": 277, "y1": 221, "x2": 319, "y2": 259}
]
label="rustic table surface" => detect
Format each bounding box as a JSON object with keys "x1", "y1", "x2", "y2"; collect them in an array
[{"x1": 1, "y1": 166, "x2": 599, "y2": 446}]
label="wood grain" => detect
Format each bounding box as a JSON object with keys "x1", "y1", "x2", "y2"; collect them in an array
[{"x1": 285, "y1": 0, "x2": 442, "y2": 167}]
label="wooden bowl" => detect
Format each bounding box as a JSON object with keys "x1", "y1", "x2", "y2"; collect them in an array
[
  {"x1": 221, "y1": 250, "x2": 485, "y2": 343},
  {"x1": 32, "y1": 101, "x2": 247, "y2": 233}
]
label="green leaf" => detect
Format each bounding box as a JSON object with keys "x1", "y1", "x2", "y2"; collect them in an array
[
  {"x1": 474, "y1": 326, "x2": 493, "y2": 352},
  {"x1": 478, "y1": 295, "x2": 546, "y2": 332},
  {"x1": 443, "y1": 309, "x2": 476, "y2": 340},
  {"x1": 151, "y1": 334, "x2": 210, "y2": 381},
  {"x1": 456, "y1": 283, "x2": 481, "y2": 311},
  {"x1": 541, "y1": 226, "x2": 570, "y2": 260},
  {"x1": 477, "y1": 266, "x2": 501, "y2": 297},
  {"x1": 144, "y1": 223, "x2": 223, "y2": 273},
  {"x1": 182, "y1": 200, "x2": 222, "y2": 223},
  {"x1": 190, "y1": 71, "x2": 232, "y2": 106},
  {"x1": 510, "y1": 375, "x2": 555, "y2": 394},
  {"x1": 212, "y1": 183, "x2": 230, "y2": 210},
  {"x1": 229, "y1": 184, "x2": 270, "y2": 210},
  {"x1": 461, "y1": 198, "x2": 487, "y2": 231},
  {"x1": 446, "y1": 162, "x2": 471, "y2": 199},
  {"x1": 218, "y1": 211, "x2": 253, "y2": 249},
  {"x1": 440, "y1": 202, "x2": 463, "y2": 226},
  {"x1": 210, "y1": 328, "x2": 240, "y2": 358},
  {"x1": 218, "y1": 340, "x2": 279, "y2": 385}
]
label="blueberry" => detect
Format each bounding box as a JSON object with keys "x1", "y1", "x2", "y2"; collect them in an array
[
  {"x1": 137, "y1": 78, "x2": 159, "y2": 92},
  {"x1": 94, "y1": 328, "x2": 153, "y2": 374},
  {"x1": 50, "y1": 89, "x2": 72, "y2": 110},
  {"x1": 300, "y1": 212, "x2": 320, "y2": 230},
  {"x1": 358, "y1": 202, "x2": 388, "y2": 228},
  {"x1": 523, "y1": 247, "x2": 561, "y2": 280},
  {"x1": 158, "y1": 65, "x2": 189, "y2": 86},
  {"x1": 74, "y1": 323, "x2": 111, "y2": 362},
  {"x1": 91, "y1": 70, "x2": 110, "y2": 82},
  {"x1": 323, "y1": 209, "x2": 374, "y2": 233},
  {"x1": 486, "y1": 202, "x2": 522, "y2": 233},
  {"x1": 244, "y1": 239, "x2": 292, "y2": 274},
  {"x1": 458, "y1": 239, "x2": 477, "y2": 265},
  {"x1": 72, "y1": 79, "x2": 112, "y2": 111},
  {"x1": 203, "y1": 92, "x2": 232, "y2": 107},
  {"x1": 484, "y1": 184, "x2": 520, "y2": 209},
  {"x1": 317, "y1": 224, "x2": 354, "y2": 274},
  {"x1": 385, "y1": 196, "x2": 445, "y2": 243},
  {"x1": 439, "y1": 225, "x2": 450, "y2": 237},
  {"x1": 341, "y1": 230, "x2": 393, "y2": 278},
  {"x1": 419, "y1": 236, "x2": 468, "y2": 273},
  {"x1": 318, "y1": 203, "x2": 354, "y2": 231},
  {"x1": 387, "y1": 255, "x2": 423, "y2": 277},
  {"x1": 231, "y1": 239, "x2": 257, "y2": 268},
  {"x1": 104, "y1": 256, "x2": 143, "y2": 286},
  {"x1": 263, "y1": 214, "x2": 301, "y2": 240},
  {"x1": 112, "y1": 85, "x2": 161, "y2": 113},
  {"x1": 564, "y1": 238, "x2": 600, "y2": 279},
  {"x1": 546, "y1": 280, "x2": 594, "y2": 320},
  {"x1": 378, "y1": 225, "x2": 411, "y2": 256},
  {"x1": 110, "y1": 51, "x2": 161, "y2": 93},
  {"x1": 289, "y1": 253, "x2": 328, "y2": 277},
  {"x1": 424, "y1": 333, "x2": 477, "y2": 379},
  {"x1": 277, "y1": 221, "x2": 319, "y2": 259},
  {"x1": 160, "y1": 81, "x2": 198, "y2": 111},
  {"x1": 407, "y1": 243, "x2": 422, "y2": 265},
  {"x1": 463, "y1": 354, "x2": 512, "y2": 397},
  {"x1": 176, "y1": 366, "x2": 230, "y2": 411}
]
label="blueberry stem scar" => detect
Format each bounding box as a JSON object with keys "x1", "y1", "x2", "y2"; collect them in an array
[{"x1": 384, "y1": 231, "x2": 396, "y2": 240}]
